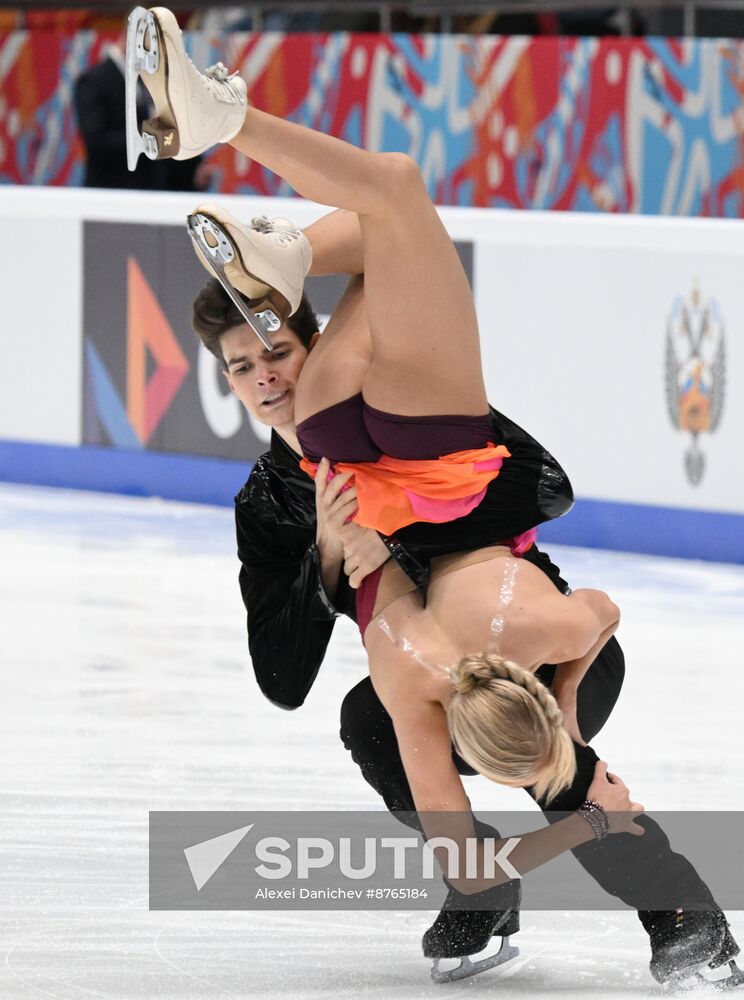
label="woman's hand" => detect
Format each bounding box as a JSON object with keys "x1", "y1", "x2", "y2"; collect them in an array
[
  {"x1": 339, "y1": 521, "x2": 391, "y2": 589},
  {"x1": 555, "y1": 685, "x2": 587, "y2": 747},
  {"x1": 586, "y1": 761, "x2": 646, "y2": 836}
]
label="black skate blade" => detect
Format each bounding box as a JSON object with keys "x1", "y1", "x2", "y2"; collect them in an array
[{"x1": 430, "y1": 936, "x2": 519, "y2": 984}]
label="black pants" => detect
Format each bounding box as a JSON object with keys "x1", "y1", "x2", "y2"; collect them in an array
[{"x1": 340, "y1": 636, "x2": 718, "y2": 916}]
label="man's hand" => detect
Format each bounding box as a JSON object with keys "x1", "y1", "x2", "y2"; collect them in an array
[{"x1": 339, "y1": 522, "x2": 391, "y2": 589}]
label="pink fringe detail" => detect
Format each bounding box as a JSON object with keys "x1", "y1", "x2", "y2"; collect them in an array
[
  {"x1": 404, "y1": 487, "x2": 487, "y2": 522},
  {"x1": 509, "y1": 527, "x2": 538, "y2": 555},
  {"x1": 473, "y1": 455, "x2": 505, "y2": 473}
]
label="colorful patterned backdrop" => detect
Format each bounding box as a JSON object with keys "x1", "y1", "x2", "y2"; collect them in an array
[{"x1": 2, "y1": 30, "x2": 744, "y2": 215}]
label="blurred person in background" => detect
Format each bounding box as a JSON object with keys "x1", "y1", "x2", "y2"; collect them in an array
[{"x1": 74, "y1": 29, "x2": 213, "y2": 191}]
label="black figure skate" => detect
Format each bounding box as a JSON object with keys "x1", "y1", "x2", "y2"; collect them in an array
[
  {"x1": 644, "y1": 909, "x2": 744, "y2": 990},
  {"x1": 423, "y1": 883, "x2": 520, "y2": 983}
]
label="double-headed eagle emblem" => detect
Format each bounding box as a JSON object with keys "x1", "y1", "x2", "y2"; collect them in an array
[{"x1": 665, "y1": 286, "x2": 726, "y2": 486}]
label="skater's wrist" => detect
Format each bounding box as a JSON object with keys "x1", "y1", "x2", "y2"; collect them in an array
[
  {"x1": 314, "y1": 535, "x2": 344, "y2": 600},
  {"x1": 316, "y1": 529, "x2": 344, "y2": 564},
  {"x1": 575, "y1": 800, "x2": 609, "y2": 841}
]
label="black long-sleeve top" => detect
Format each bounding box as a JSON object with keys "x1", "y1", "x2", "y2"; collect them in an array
[
  {"x1": 235, "y1": 432, "x2": 354, "y2": 709},
  {"x1": 235, "y1": 416, "x2": 572, "y2": 710}
]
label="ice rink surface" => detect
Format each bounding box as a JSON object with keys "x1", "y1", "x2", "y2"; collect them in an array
[{"x1": 2, "y1": 482, "x2": 743, "y2": 1000}]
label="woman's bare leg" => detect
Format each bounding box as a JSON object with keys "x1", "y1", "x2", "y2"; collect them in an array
[
  {"x1": 230, "y1": 109, "x2": 488, "y2": 423},
  {"x1": 300, "y1": 274, "x2": 372, "y2": 416},
  {"x1": 299, "y1": 212, "x2": 371, "y2": 414},
  {"x1": 305, "y1": 210, "x2": 364, "y2": 277}
]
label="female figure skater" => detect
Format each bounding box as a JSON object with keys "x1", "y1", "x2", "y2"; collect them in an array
[
  {"x1": 127, "y1": 5, "x2": 644, "y2": 883},
  {"x1": 125, "y1": 14, "x2": 744, "y2": 988}
]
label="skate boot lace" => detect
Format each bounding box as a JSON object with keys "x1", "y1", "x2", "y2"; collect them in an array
[
  {"x1": 188, "y1": 58, "x2": 243, "y2": 104},
  {"x1": 251, "y1": 215, "x2": 303, "y2": 248}
]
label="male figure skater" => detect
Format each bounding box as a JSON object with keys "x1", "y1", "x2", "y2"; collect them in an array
[
  {"x1": 122, "y1": 10, "x2": 741, "y2": 983},
  {"x1": 190, "y1": 216, "x2": 739, "y2": 988}
]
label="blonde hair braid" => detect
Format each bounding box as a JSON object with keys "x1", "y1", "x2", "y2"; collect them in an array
[
  {"x1": 447, "y1": 653, "x2": 576, "y2": 804},
  {"x1": 451, "y1": 655, "x2": 566, "y2": 728}
]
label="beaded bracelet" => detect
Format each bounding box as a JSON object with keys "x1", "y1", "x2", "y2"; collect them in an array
[{"x1": 577, "y1": 800, "x2": 609, "y2": 840}]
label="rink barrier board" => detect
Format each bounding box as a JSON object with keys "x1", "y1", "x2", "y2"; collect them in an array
[
  {"x1": 2, "y1": 189, "x2": 742, "y2": 561},
  {"x1": 0, "y1": 439, "x2": 248, "y2": 509},
  {"x1": 2, "y1": 438, "x2": 742, "y2": 565}
]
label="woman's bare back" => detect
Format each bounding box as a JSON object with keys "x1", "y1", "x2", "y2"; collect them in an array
[{"x1": 365, "y1": 548, "x2": 573, "y2": 711}]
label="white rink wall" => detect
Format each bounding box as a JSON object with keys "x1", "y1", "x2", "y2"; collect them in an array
[{"x1": 1, "y1": 186, "x2": 742, "y2": 561}]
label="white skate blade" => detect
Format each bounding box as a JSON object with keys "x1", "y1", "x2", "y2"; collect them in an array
[
  {"x1": 125, "y1": 6, "x2": 160, "y2": 170},
  {"x1": 187, "y1": 213, "x2": 281, "y2": 352},
  {"x1": 430, "y1": 936, "x2": 519, "y2": 984},
  {"x1": 698, "y1": 959, "x2": 744, "y2": 991}
]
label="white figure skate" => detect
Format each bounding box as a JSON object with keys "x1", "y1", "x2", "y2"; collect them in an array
[
  {"x1": 125, "y1": 5, "x2": 247, "y2": 170},
  {"x1": 187, "y1": 206, "x2": 312, "y2": 351}
]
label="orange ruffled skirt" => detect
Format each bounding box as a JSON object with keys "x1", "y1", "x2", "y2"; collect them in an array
[{"x1": 300, "y1": 442, "x2": 511, "y2": 537}]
